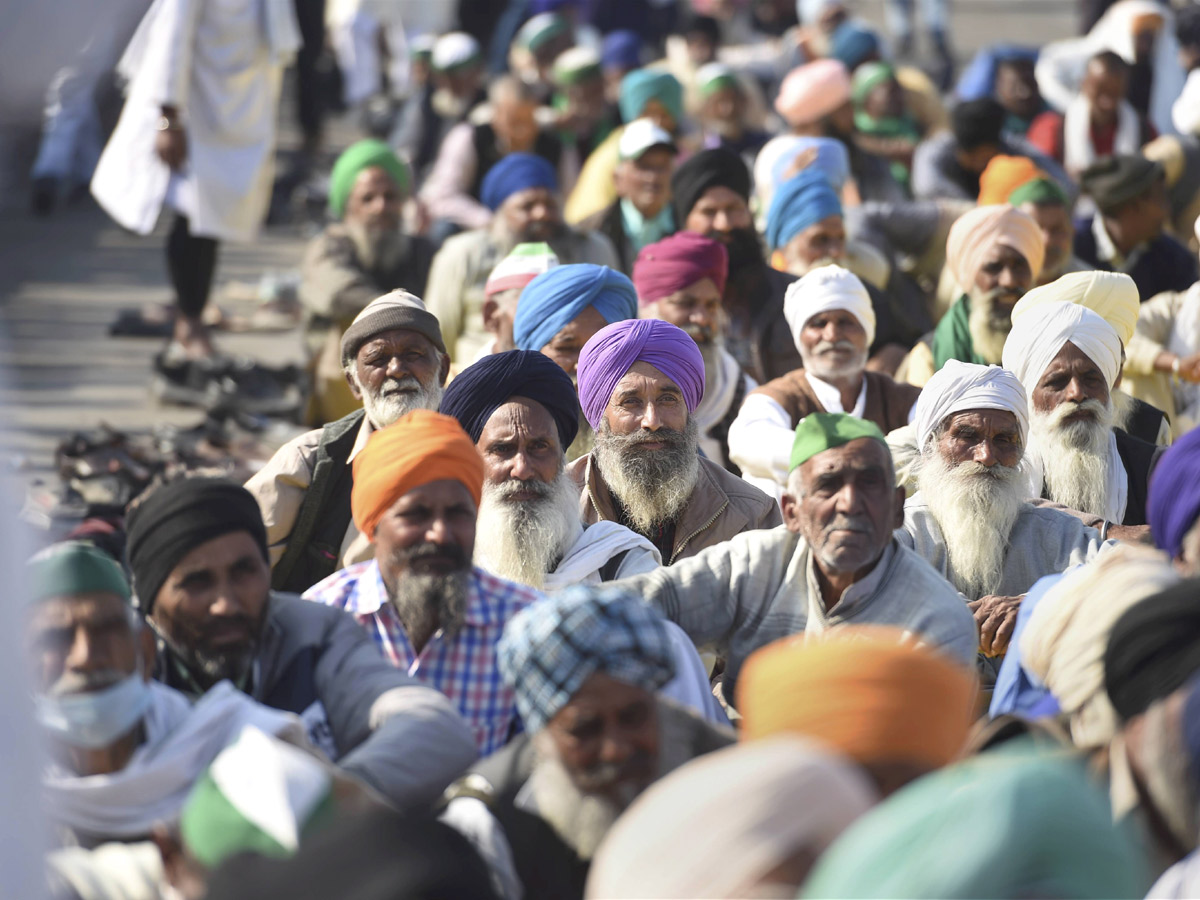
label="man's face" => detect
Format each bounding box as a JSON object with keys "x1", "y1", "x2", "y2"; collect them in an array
[
  {"x1": 994, "y1": 59, "x2": 1040, "y2": 120},
  {"x1": 565, "y1": 76, "x2": 606, "y2": 124},
  {"x1": 540, "y1": 304, "x2": 608, "y2": 378},
  {"x1": 644, "y1": 277, "x2": 723, "y2": 346},
  {"x1": 603, "y1": 360, "x2": 689, "y2": 437},
  {"x1": 973, "y1": 244, "x2": 1033, "y2": 304},
  {"x1": 150, "y1": 531, "x2": 270, "y2": 686},
  {"x1": 701, "y1": 85, "x2": 741, "y2": 126},
  {"x1": 344, "y1": 166, "x2": 403, "y2": 232},
  {"x1": 685, "y1": 32, "x2": 717, "y2": 66},
  {"x1": 1114, "y1": 177, "x2": 1170, "y2": 245},
  {"x1": 935, "y1": 409, "x2": 1023, "y2": 469},
  {"x1": 863, "y1": 79, "x2": 904, "y2": 121},
  {"x1": 614, "y1": 148, "x2": 674, "y2": 218},
  {"x1": 797, "y1": 308, "x2": 868, "y2": 380},
  {"x1": 684, "y1": 186, "x2": 753, "y2": 243},
  {"x1": 27, "y1": 592, "x2": 147, "y2": 697},
  {"x1": 492, "y1": 98, "x2": 539, "y2": 153},
  {"x1": 638, "y1": 99, "x2": 677, "y2": 135},
  {"x1": 1031, "y1": 341, "x2": 1111, "y2": 416},
  {"x1": 781, "y1": 215, "x2": 846, "y2": 273},
  {"x1": 1082, "y1": 62, "x2": 1127, "y2": 128},
  {"x1": 443, "y1": 64, "x2": 483, "y2": 98},
  {"x1": 782, "y1": 439, "x2": 903, "y2": 577},
  {"x1": 500, "y1": 187, "x2": 563, "y2": 243},
  {"x1": 544, "y1": 672, "x2": 659, "y2": 805},
  {"x1": 1021, "y1": 202, "x2": 1072, "y2": 278},
  {"x1": 348, "y1": 329, "x2": 449, "y2": 429},
  {"x1": 374, "y1": 479, "x2": 477, "y2": 590},
  {"x1": 478, "y1": 399, "x2": 563, "y2": 492}
]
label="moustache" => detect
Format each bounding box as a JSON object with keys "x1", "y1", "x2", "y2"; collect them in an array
[
  {"x1": 813, "y1": 339, "x2": 858, "y2": 355},
  {"x1": 396, "y1": 541, "x2": 470, "y2": 568},
  {"x1": 378, "y1": 375, "x2": 422, "y2": 397},
  {"x1": 490, "y1": 478, "x2": 554, "y2": 501},
  {"x1": 615, "y1": 427, "x2": 689, "y2": 449},
  {"x1": 1047, "y1": 398, "x2": 1109, "y2": 428},
  {"x1": 573, "y1": 750, "x2": 656, "y2": 792},
  {"x1": 822, "y1": 514, "x2": 873, "y2": 537},
  {"x1": 680, "y1": 322, "x2": 715, "y2": 345}
]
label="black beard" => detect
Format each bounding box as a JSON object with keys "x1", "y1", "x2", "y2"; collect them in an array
[{"x1": 722, "y1": 227, "x2": 765, "y2": 273}]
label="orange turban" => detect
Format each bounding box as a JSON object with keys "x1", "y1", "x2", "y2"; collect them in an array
[
  {"x1": 351, "y1": 409, "x2": 484, "y2": 539},
  {"x1": 945, "y1": 204, "x2": 1045, "y2": 292},
  {"x1": 736, "y1": 627, "x2": 977, "y2": 770},
  {"x1": 977, "y1": 155, "x2": 1045, "y2": 206}
]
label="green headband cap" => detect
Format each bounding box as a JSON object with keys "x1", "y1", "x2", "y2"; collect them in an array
[
  {"x1": 28, "y1": 541, "x2": 130, "y2": 605},
  {"x1": 790, "y1": 412, "x2": 888, "y2": 471}
]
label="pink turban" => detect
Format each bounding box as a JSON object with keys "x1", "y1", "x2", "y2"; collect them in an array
[
  {"x1": 576, "y1": 319, "x2": 705, "y2": 430},
  {"x1": 632, "y1": 232, "x2": 729, "y2": 306},
  {"x1": 945, "y1": 204, "x2": 1045, "y2": 292},
  {"x1": 775, "y1": 60, "x2": 851, "y2": 128}
]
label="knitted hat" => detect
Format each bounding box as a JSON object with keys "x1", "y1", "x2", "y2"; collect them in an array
[{"x1": 339, "y1": 290, "x2": 446, "y2": 367}]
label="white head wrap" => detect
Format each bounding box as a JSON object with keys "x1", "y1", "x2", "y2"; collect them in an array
[
  {"x1": 783, "y1": 265, "x2": 876, "y2": 352},
  {"x1": 1001, "y1": 300, "x2": 1122, "y2": 400},
  {"x1": 1011, "y1": 271, "x2": 1140, "y2": 347},
  {"x1": 913, "y1": 360, "x2": 1028, "y2": 453}
]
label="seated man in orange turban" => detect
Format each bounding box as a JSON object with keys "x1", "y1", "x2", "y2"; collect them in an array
[{"x1": 303, "y1": 409, "x2": 542, "y2": 757}]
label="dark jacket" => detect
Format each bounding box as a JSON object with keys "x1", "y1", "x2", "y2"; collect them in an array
[
  {"x1": 723, "y1": 261, "x2": 802, "y2": 384},
  {"x1": 1073, "y1": 218, "x2": 1199, "y2": 304},
  {"x1": 578, "y1": 200, "x2": 635, "y2": 275},
  {"x1": 1114, "y1": 429, "x2": 1164, "y2": 526}
]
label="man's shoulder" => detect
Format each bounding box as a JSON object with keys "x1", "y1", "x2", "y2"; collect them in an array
[
  {"x1": 698, "y1": 456, "x2": 775, "y2": 510},
  {"x1": 1151, "y1": 230, "x2": 1198, "y2": 263},
  {"x1": 564, "y1": 452, "x2": 590, "y2": 484},
  {"x1": 301, "y1": 561, "x2": 376, "y2": 609},
  {"x1": 889, "y1": 540, "x2": 965, "y2": 600},
  {"x1": 864, "y1": 370, "x2": 923, "y2": 404},
  {"x1": 472, "y1": 567, "x2": 543, "y2": 616}
]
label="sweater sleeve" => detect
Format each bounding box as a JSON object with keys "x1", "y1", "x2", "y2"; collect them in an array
[{"x1": 727, "y1": 393, "x2": 794, "y2": 487}]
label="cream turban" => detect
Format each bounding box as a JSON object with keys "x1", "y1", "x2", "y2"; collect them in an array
[
  {"x1": 945, "y1": 205, "x2": 1045, "y2": 292},
  {"x1": 1021, "y1": 545, "x2": 1180, "y2": 748},
  {"x1": 783, "y1": 264, "x2": 876, "y2": 351},
  {"x1": 913, "y1": 360, "x2": 1028, "y2": 452},
  {"x1": 1001, "y1": 300, "x2": 1123, "y2": 399},
  {"x1": 1012, "y1": 271, "x2": 1140, "y2": 347}
]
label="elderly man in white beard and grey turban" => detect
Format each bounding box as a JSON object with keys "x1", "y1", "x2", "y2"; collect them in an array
[
  {"x1": 1003, "y1": 299, "x2": 1165, "y2": 529},
  {"x1": 897, "y1": 360, "x2": 1107, "y2": 660}
]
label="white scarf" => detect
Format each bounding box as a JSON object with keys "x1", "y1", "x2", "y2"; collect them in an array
[
  {"x1": 542, "y1": 521, "x2": 662, "y2": 591},
  {"x1": 43, "y1": 681, "x2": 305, "y2": 841},
  {"x1": 1167, "y1": 283, "x2": 1200, "y2": 428},
  {"x1": 1063, "y1": 94, "x2": 1140, "y2": 176},
  {"x1": 691, "y1": 347, "x2": 745, "y2": 436}
]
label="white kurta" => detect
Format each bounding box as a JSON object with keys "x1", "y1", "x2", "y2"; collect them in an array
[{"x1": 91, "y1": 0, "x2": 298, "y2": 242}]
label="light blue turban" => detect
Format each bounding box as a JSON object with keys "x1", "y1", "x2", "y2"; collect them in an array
[
  {"x1": 765, "y1": 167, "x2": 844, "y2": 251},
  {"x1": 619, "y1": 69, "x2": 684, "y2": 125},
  {"x1": 513, "y1": 264, "x2": 638, "y2": 351}
]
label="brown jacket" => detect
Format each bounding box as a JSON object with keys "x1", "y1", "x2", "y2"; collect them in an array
[
  {"x1": 753, "y1": 369, "x2": 922, "y2": 434},
  {"x1": 567, "y1": 453, "x2": 782, "y2": 565}
]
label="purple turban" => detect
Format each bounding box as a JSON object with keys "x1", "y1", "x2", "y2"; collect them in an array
[
  {"x1": 576, "y1": 319, "x2": 705, "y2": 430},
  {"x1": 1148, "y1": 426, "x2": 1200, "y2": 559}
]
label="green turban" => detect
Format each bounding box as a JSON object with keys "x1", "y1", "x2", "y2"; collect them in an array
[
  {"x1": 790, "y1": 412, "x2": 888, "y2": 471},
  {"x1": 328, "y1": 139, "x2": 412, "y2": 219},
  {"x1": 28, "y1": 541, "x2": 130, "y2": 605},
  {"x1": 851, "y1": 61, "x2": 895, "y2": 106},
  {"x1": 1008, "y1": 176, "x2": 1069, "y2": 208}
]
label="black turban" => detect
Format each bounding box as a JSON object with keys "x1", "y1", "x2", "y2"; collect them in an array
[
  {"x1": 1104, "y1": 578, "x2": 1200, "y2": 722},
  {"x1": 125, "y1": 477, "x2": 269, "y2": 613},
  {"x1": 1081, "y1": 154, "x2": 1163, "y2": 214},
  {"x1": 952, "y1": 98, "x2": 1005, "y2": 151},
  {"x1": 671, "y1": 147, "x2": 752, "y2": 226},
  {"x1": 439, "y1": 349, "x2": 580, "y2": 449}
]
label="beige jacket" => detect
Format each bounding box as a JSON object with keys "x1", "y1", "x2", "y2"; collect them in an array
[{"x1": 1122, "y1": 287, "x2": 1191, "y2": 435}]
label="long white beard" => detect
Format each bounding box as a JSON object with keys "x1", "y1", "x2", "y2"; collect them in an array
[
  {"x1": 916, "y1": 451, "x2": 1025, "y2": 599},
  {"x1": 1029, "y1": 398, "x2": 1114, "y2": 518},
  {"x1": 593, "y1": 419, "x2": 701, "y2": 535},
  {"x1": 348, "y1": 370, "x2": 444, "y2": 429},
  {"x1": 473, "y1": 469, "x2": 583, "y2": 589}
]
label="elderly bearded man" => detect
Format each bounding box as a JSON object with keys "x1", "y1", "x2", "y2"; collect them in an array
[
  {"x1": 899, "y1": 204, "x2": 1045, "y2": 387},
  {"x1": 730, "y1": 266, "x2": 921, "y2": 500},
  {"x1": 570, "y1": 319, "x2": 781, "y2": 565},
  {"x1": 1004, "y1": 300, "x2": 1164, "y2": 527},
  {"x1": 442, "y1": 586, "x2": 733, "y2": 900},
  {"x1": 247, "y1": 292, "x2": 449, "y2": 593},
  {"x1": 633, "y1": 231, "x2": 755, "y2": 471},
  {"x1": 304, "y1": 410, "x2": 542, "y2": 756},
  {"x1": 612, "y1": 413, "x2": 977, "y2": 704},
  {"x1": 897, "y1": 360, "x2": 1107, "y2": 658}
]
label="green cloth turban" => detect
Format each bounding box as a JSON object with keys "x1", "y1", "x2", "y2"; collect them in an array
[
  {"x1": 1008, "y1": 176, "x2": 1069, "y2": 208},
  {"x1": 851, "y1": 61, "x2": 895, "y2": 106},
  {"x1": 28, "y1": 541, "x2": 130, "y2": 604},
  {"x1": 790, "y1": 412, "x2": 888, "y2": 471},
  {"x1": 328, "y1": 139, "x2": 411, "y2": 219}
]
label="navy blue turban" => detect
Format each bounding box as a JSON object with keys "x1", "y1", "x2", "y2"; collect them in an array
[
  {"x1": 440, "y1": 349, "x2": 580, "y2": 449},
  {"x1": 480, "y1": 153, "x2": 559, "y2": 211}
]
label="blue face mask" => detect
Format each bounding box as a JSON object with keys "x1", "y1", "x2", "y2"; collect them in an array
[{"x1": 35, "y1": 670, "x2": 151, "y2": 749}]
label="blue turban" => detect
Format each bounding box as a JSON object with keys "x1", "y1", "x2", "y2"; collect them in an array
[
  {"x1": 439, "y1": 350, "x2": 580, "y2": 449},
  {"x1": 1148, "y1": 426, "x2": 1200, "y2": 559},
  {"x1": 602, "y1": 30, "x2": 642, "y2": 70},
  {"x1": 766, "y1": 168, "x2": 844, "y2": 251},
  {"x1": 619, "y1": 69, "x2": 683, "y2": 126},
  {"x1": 498, "y1": 585, "x2": 676, "y2": 733},
  {"x1": 513, "y1": 264, "x2": 638, "y2": 352},
  {"x1": 576, "y1": 319, "x2": 705, "y2": 430},
  {"x1": 480, "y1": 153, "x2": 558, "y2": 212},
  {"x1": 829, "y1": 22, "x2": 882, "y2": 72}
]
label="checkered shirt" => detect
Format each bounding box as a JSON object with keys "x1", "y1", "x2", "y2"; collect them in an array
[{"x1": 304, "y1": 560, "x2": 541, "y2": 756}]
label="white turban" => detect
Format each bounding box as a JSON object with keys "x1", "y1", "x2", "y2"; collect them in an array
[
  {"x1": 913, "y1": 360, "x2": 1028, "y2": 453},
  {"x1": 783, "y1": 265, "x2": 876, "y2": 352},
  {"x1": 1011, "y1": 271, "x2": 1139, "y2": 347},
  {"x1": 1001, "y1": 300, "x2": 1123, "y2": 400}
]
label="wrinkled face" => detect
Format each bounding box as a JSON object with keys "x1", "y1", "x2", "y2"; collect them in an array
[
  {"x1": 492, "y1": 97, "x2": 539, "y2": 152},
  {"x1": 973, "y1": 244, "x2": 1033, "y2": 305},
  {"x1": 1020, "y1": 202, "x2": 1072, "y2": 277},
  {"x1": 781, "y1": 215, "x2": 846, "y2": 271},
  {"x1": 150, "y1": 531, "x2": 270, "y2": 684},
  {"x1": 782, "y1": 439, "x2": 903, "y2": 577},
  {"x1": 544, "y1": 672, "x2": 660, "y2": 804},
  {"x1": 797, "y1": 308, "x2": 868, "y2": 379},
  {"x1": 702, "y1": 84, "x2": 741, "y2": 123},
  {"x1": 684, "y1": 186, "x2": 753, "y2": 243},
  {"x1": 344, "y1": 166, "x2": 404, "y2": 232},
  {"x1": 348, "y1": 328, "x2": 449, "y2": 427},
  {"x1": 1031, "y1": 341, "x2": 1110, "y2": 416},
  {"x1": 1082, "y1": 62, "x2": 1127, "y2": 127},
  {"x1": 27, "y1": 592, "x2": 146, "y2": 696},
  {"x1": 374, "y1": 479, "x2": 477, "y2": 588},
  {"x1": 539, "y1": 304, "x2": 608, "y2": 378},
  {"x1": 477, "y1": 399, "x2": 563, "y2": 491},
  {"x1": 863, "y1": 78, "x2": 904, "y2": 120},
  {"x1": 602, "y1": 360, "x2": 689, "y2": 437},
  {"x1": 614, "y1": 147, "x2": 674, "y2": 216},
  {"x1": 500, "y1": 187, "x2": 563, "y2": 243},
  {"x1": 994, "y1": 59, "x2": 1040, "y2": 120},
  {"x1": 935, "y1": 409, "x2": 1023, "y2": 469},
  {"x1": 644, "y1": 277, "x2": 723, "y2": 346}
]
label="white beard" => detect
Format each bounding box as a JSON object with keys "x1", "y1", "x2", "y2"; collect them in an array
[
  {"x1": 1029, "y1": 399, "x2": 1114, "y2": 518},
  {"x1": 967, "y1": 286, "x2": 1018, "y2": 365},
  {"x1": 473, "y1": 469, "x2": 583, "y2": 589},
  {"x1": 799, "y1": 338, "x2": 868, "y2": 383},
  {"x1": 347, "y1": 369, "x2": 444, "y2": 429},
  {"x1": 916, "y1": 451, "x2": 1025, "y2": 599},
  {"x1": 593, "y1": 419, "x2": 701, "y2": 535}
]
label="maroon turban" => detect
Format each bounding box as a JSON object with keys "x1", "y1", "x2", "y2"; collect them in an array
[{"x1": 632, "y1": 231, "x2": 729, "y2": 306}]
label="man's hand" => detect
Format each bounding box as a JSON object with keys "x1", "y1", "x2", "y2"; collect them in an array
[
  {"x1": 155, "y1": 123, "x2": 188, "y2": 171},
  {"x1": 1179, "y1": 353, "x2": 1200, "y2": 383},
  {"x1": 966, "y1": 594, "x2": 1023, "y2": 657}
]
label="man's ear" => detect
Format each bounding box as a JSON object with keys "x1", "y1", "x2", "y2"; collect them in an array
[
  {"x1": 892, "y1": 485, "x2": 907, "y2": 530},
  {"x1": 438, "y1": 353, "x2": 451, "y2": 386},
  {"x1": 482, "y1": 298, "x2": 499, "y2": 334},
  {"x1": 780, "y1": 490, "x2": 803, "y2": 534},
  {"x1": 345, "y1": 366, "x2": 363, "y2": 401}
]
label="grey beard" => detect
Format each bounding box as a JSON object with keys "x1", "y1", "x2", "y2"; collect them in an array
[
  {"x1": 593, "y1": 418, "x2": 701, "y2": 535},
  {"x1": 915, "y1": 450, "x2": 1025, "y2": 599},
  {"x1": 473, "y1": 468, "x2": 583, "y2": 589},
  {"x1": 967, "y1": 286, "x2": 1019, "y2": 365},
  {"x1": 386, "y1": 569, "x2": 471, "y2": 647},
  {"x1": 345, "y1": 221, "x2": 409, "y2": 273},
  {"x1": 1029, "y1": 399, "x2": 1114, "y2": 518},
  {"x1": 799, "y1": 339, "x2": 868, "y2": 383},
  {"x1": 347, "y1": 369, "x2": 444, "y2": 429}
]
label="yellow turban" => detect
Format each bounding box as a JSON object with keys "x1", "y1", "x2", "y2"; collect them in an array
[
  {"x1": 945, "y1": 204, "x2": 1045, "y2": 292},
  {"x1": 736, "y1": 627, "x2": 977, "y2": 770},
  {"x1": 976, "y1": 155, "x2": 1046, "y2": 206},
  {"x1": 1011, "y1": 270, "x2": 1140, "y2": 347},
  {"x1": 351, "y1": 410, "x2": 484, "y2": 539}
]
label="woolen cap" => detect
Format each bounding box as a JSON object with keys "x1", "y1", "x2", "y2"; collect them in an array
[
  {"x1": 339, "y1": 290, "x2": 446, "y2": 367},
  {"x1": 1081, "y1": 154, "x2": 1163, "y2": 214}
]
